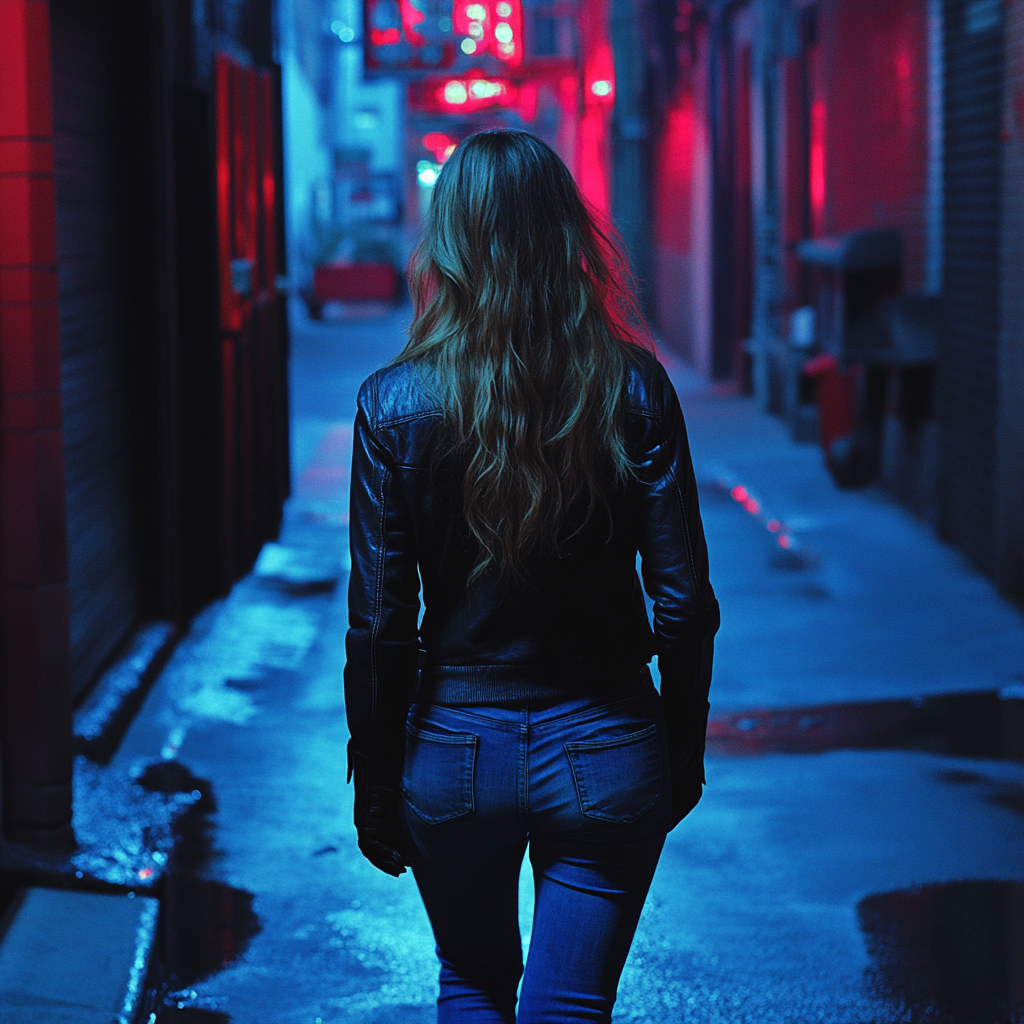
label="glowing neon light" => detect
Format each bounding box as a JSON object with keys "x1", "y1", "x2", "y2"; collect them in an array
[
  {"x1": 399, "y1": 0, "x2": 426, "y2": 44},
  {"x1": 585, "y1": 41, "x2": 615, "y2": 108},
  {"x1": 810, "y1": 98, "x2": 826, "y2": 234},
  {"x1": 435, "y1": 76, "x2": 513, "y2": 112},
  {"x1": 452, "y1": 1, "x2": 522, "y2": 67},
  {"x1": 443, "y1": 80, "x2": 469, "y2": 104},
  {"x1": 422, "y1": 132, "x2": 457, "y2": 162},
  {"x1": 412, "y1": 69, "x2": 529, "y2": 117},
  {"x1": 370, "y1": 26, "x2": 401, "y2": 45},
  {"x1": 470, "y1": 79, "x2": 504, "y2": 99},
  {"x1": 365, "y1": 0, "x2": 458, "y2": 70}
]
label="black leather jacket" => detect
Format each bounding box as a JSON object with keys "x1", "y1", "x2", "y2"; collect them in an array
[{"x1": 345, "y1": 350, "x2": 719, "y2": 785}]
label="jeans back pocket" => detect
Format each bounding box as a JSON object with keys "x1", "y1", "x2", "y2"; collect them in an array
[
  {"x1": 403, "y1": 724, "x2": 477, "y2": 824},
  {"x1": 565, "y1": 723, "x2": 661, "y2": 824}
]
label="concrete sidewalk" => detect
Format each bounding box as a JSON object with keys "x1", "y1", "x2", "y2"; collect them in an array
[{"x1": 72, "y1": 306, "x2": 1023, "y2": 1022}]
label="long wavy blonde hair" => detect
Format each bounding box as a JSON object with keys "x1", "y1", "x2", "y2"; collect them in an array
[{"x1": 398, "y1": 129, "x2": 653, "y2": 584}]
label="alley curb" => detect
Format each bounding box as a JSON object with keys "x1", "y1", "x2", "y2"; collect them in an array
[{"x1": 75, "y1": 622, "x2": 179, "y2": 764}]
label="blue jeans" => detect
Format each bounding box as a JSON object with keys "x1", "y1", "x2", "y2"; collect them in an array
[{"x1": 400, "y1": 688, "x2": 672, "y2": 1023}]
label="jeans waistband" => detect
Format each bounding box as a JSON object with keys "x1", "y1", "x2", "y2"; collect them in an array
[{"x1": 413, "y1": 663, "x2": 654, "y2": 707}]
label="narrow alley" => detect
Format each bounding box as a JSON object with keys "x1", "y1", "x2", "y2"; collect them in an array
[
  {"x1": 86, "y1": 301, "x2": 1024, "y2": 1023},
  {"x1": 3, "y1": 2, "x2": 1024, "y2": 1023}
]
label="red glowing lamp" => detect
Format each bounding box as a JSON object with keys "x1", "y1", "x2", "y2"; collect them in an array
[
  {"x1": 422, "y1": 132, "x2": 458, "y2": 162},
  {"x1": 585, "y1": 41, "x2": 615, "y2": 109}
]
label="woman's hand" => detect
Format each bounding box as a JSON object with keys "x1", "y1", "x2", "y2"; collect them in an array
[
  {"x1": 351, "y1": 753, "x2": 410, "y2": 876},
  {"x1": 669, "y1": 747, "x2": 705, "y2": 828}
]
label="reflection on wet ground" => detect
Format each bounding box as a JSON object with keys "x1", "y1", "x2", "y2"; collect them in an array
[
  {"x1": 859, "y1": 881, "x2": 1024, "y2": 1024},
  {"x1": 708, "y1": 690, "x2": 1024, "y2": 761},
  {"x1": 136, "y1": 762, "x2": 259, "y2": 1023}
]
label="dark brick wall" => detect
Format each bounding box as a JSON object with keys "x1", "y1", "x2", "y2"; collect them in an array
[
  {"x1": 996, "y1": 0, "x2": 1024, "y2": 603},
  {"x1": 937, "y1": 0, "x2": 1004, "y2": 578}
]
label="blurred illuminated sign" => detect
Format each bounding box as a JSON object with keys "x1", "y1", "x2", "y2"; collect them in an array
[
  {"x1": 410, "y1": 71, "x2": 537, "y2": 119},
  {"x1": 452, "y1": 1, "x2": 523, "y2": 67},
  {"x1": 365, "y1": 0, "x2": 523, "y2": 73},
  {"x1": 365, "y1": 0, "x2": 457, "y2": 72}
]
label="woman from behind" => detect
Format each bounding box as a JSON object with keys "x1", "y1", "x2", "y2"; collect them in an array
[{"x1": 345, "y1": 128, "x2": 719, "y2": 1023}]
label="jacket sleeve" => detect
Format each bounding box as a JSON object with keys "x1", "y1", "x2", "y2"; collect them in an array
[
  {"x1": 344, "y1": 379, "x2": 421, "y2": 780},
  {"x1": 635, "y1": 365, "x2": 720, "y2": 781}
]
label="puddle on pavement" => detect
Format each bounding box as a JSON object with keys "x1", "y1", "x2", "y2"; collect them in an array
[
  {"x1": 707, "y1": 690, "x2": 1024, "y2": 761},
  {"x1": 858, "y1": 880, "x2": 1024, "y2": 1023},
  {"x1": 154, "y1": 1010, "x2": 231, "y2": 1024},
  {"x1": 136, "y1": 761, "x2": 260, "y2": 1023}
]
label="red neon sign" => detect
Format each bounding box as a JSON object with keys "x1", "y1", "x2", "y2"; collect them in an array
[
  {"x1": 400, "y1": 0, "x2": 426, "y2": 45},
  {"x1": 365, "y1": 0, "x2": 456, "y2": 71},
  {"x1": 452, "y1": 1, "x2": 523, "y2": 68},
  {"x1": 370, "y1": 26, "x2": 401, "y2": 45},
  {"x1": 810, "y1": 98, "x2": 826, "y2": 234}
]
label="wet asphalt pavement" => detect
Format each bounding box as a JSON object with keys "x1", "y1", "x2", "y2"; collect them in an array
[{"x1": 114, "y1": 303, "x2": 1024, "y2": 1023}]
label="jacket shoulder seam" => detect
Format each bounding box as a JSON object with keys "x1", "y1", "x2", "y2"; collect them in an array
[
  {"x1": 624, "y1": 404, "x2": 657, "y2": 418},
  {"x1": 377, "y1": 407, "x2": 444, "y2": 428}
]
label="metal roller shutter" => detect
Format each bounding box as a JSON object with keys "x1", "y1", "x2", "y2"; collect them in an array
[
  {"x1": 940, "y1": 0, "x2": 1004, "y2": 575},
  {"x1": 51, "y1": 4, "x2": 142, "y2": 697}
]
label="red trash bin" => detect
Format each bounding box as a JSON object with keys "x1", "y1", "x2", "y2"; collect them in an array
[{"x1": 802, "y1": 353, "x2": 858, "y2": 473}]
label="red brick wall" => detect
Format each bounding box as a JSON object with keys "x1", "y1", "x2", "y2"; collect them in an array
[{"x1": 0, "y1": 0, "x2": 74, "y2": 847}]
